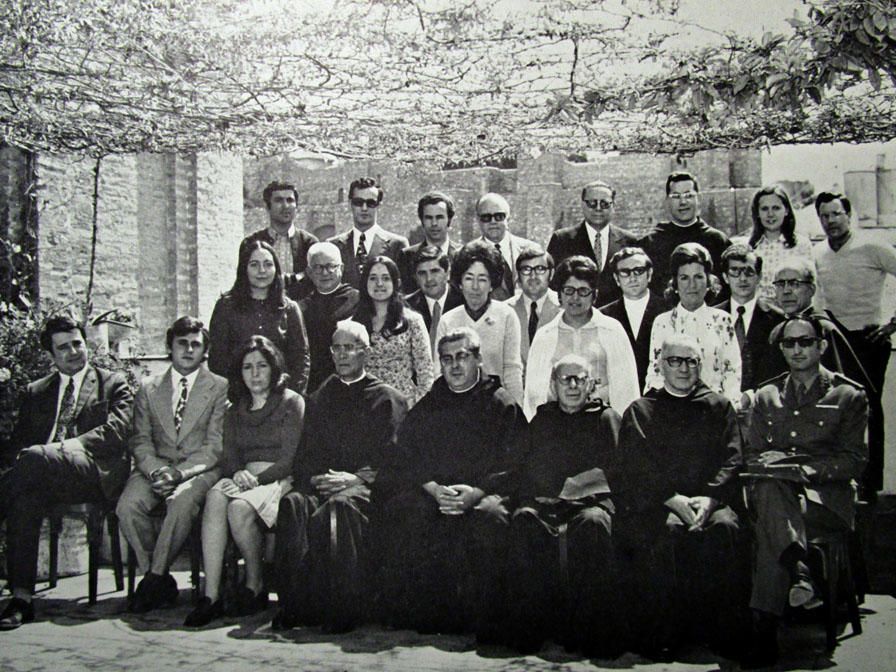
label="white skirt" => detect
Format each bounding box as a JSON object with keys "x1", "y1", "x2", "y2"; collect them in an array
[{"x1": 212, "y1": 461, "x2": 293, "y2": 528}]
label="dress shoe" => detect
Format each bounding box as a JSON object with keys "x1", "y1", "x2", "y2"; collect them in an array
[
  {"x1": 0, "y1": 598, "x2": 35, "y2": 631},
  {"x1": 228, "y1": 586, "x2": 268, "y2": 617},
  {"x1": 789, "y1": 563, "x2": 820, "y2": 609},
  {"x1": 270, "y1": 609, "x2": 300, "y2": 631},
  {"x1": 184, "y1": 597, "x2": 224, "y2": 627},
  {"x1": 130, "y1": 573, "x2": 178, "y2": 613}
]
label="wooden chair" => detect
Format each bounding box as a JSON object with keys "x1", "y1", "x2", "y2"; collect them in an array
[{"x1": 807, "y1": 530, "x2": 863, "y2": 651}]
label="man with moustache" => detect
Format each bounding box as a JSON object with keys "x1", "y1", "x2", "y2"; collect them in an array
[
  {"x1": 505, "y1": 245, "x2": 561, "y2": 372},
  {"x1": 475, "y1": 192, "x2": 538, "y2": 300},
  {"x1": 404, "y1": 245, "x2": 464, "y2": 357},
  {"x1": 398, "y1": 191, "x2": 463, "y2": 292}
]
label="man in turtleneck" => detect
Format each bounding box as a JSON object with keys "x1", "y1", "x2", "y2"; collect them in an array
[
  {"x1": 376, "y1": 326, "x2": 527, "y2": 641},
  {"x1": 271, "y1": 320, "x2": 408, "y2": 633},
  {"x1": 611, "y1": 334, "x2": 748, "y2": 660},
  {"x1": 299, "y1": 241, "x2": 360, "y2": 393}
]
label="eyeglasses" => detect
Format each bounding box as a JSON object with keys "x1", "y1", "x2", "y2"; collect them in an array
[
  {"x1": 583, "y1": 199, "x2": 613, "y2": 210},
  {"x1": 518, "y1": 265, "x2": 550, "y2": 276},
  {"x1": 330, "y1": 343, "x2": 363, "y2": 355},
  {"x1": 560, "y1": 286, "x2": 595, "y2": 297},
  {"x1": 555, "y1": 373, "x2": 589, "y2": 387},
  {"x1": 726, "y1": 267, "x2": 758, "y2": 278},
  {"x1": 478, "y1": 212, "x2": 507, "y2": 223},
  {"x1": 779, "y1": 336, "x2": 820, "y2": 349},
  {"x1": 772, "y1": 279, "x2": 812, "y2": 290},
  {"x1": 615, "y1": 265, "x2": 649, "y2": 278},
  {"x1": 668, "y1": 192, "x2": 697, "y2": 201},
  {"x1": 350, "y1": 197, "x2": 380, "y2": 209},
  {"x1": 311, "y1": 263, "x2": 341, "y2": 274},
  {"x1": 439, "y1": 351, "x2": 474, "y2": 366},
  {"x1": 664, "y1": 356, "x2": 700, "y2": 369}
]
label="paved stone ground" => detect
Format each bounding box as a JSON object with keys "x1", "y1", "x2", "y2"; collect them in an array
[{"x1": 1, "y1": 570, "x2": 895, "y2": 671}]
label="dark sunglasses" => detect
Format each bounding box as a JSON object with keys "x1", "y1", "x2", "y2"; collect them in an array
[
  {"x1": 350, "y1": 197, "x2": 380, "y2": 208},
  {"x1": 583, "y1": 199, "x2": 613, "y2": 210},
  {"x1": 779, "y1": 336, "x2": 820, "y2": 349},
  {"x1": 727, "y1": 267, "x2": 758, "y2": 278},
  {"x1": 478, "y1": 212, "x2": 507, "y2": 223},
  {"x1": 615, "y1": 266, "x2": 649, "y2": 278}
]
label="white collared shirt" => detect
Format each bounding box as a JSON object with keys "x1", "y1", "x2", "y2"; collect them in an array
[
  {"x1": 523, "y1": 291, "x2": 552, "y2": 320},
  {"x1": 622, "y1": 293, "x2": 650, "y2": 339},
  {"x1": 267, "y1": 223, "x2": 296, "y2": 274},
  {"x1": 585, "y1": 222, "x2": 610, "y2": 269},
  {"x1": 730, "y1": 296, "x2": 757, "y2": 335},
  {"x1": 48, "y1": 365, "x2": 89, "y2": 443},
  {"x1": 170, "y1": 367, "x2": 201, "y2": 415},
  {"x1": 425, "y1": 288, "x2": 449, "y2": 317},
  {"x1": 352, "y1": 224, "x2": 384, "y2": 254}
]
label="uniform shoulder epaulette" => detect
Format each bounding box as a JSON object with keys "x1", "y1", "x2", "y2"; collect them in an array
[{"x1": 830, "y1": 372, "x2": 865, "y2": 391}]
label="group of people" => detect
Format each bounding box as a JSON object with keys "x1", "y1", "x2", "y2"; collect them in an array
[{"x1": 1, "y1": 172, "x2": 894, "y2": 668}]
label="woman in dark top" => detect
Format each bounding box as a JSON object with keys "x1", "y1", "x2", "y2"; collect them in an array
[
  {"x1": 185, "y1": 336, "x2": 304, "y2": 627},
  {"x1": 208, "y1": 240, "x2": 310, "y2": 393}
]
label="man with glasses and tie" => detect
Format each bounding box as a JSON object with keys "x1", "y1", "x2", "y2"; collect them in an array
[
  {"x1": 0, "y1": 316, "x2": 133, "y2": 630},
  {"x1": 329, "y1": 177, "x2": 408, "y2": 290},
  {"x1": 116, "y1": 316, "x2": 229, "y2": 613},
  {"x1": 741, "y1": 316, "x2": 868, "y2": 668},
  {"x1": 548, "y1": 180, "x2": 639, "y2": 306},
  {"x1": 505, "y1": 245, "x2": 561, "y2": 373},
  {"x1": 475, "y1": 192, "x2": 538, "y2": 301},
  {"x1": 639, "y1": 171, "x2": 731, "y2": 298}
]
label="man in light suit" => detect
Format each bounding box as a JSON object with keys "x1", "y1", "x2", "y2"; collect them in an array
[
  {"x1": 600, "y1": 247, "x2": 666, "y2": 391},
  {"x1": 475, "y1": 192, "x2": 538, "y2": 301},
  {"x1": 505, "y1": 245, "x2": 560, "y2": 373},
  {"x1": 547, "y1": 180, "x2": 639, "y2": 307},
  {"x1": 116, "y1": 316, "x2": 229, "y2": 613},
  {"x1": 0, "y1": 316, "x2": 133, "y2": 630},
  {"x1": 404, "y1": 245, "x2": 464, "y2": 356},
  {"x1": 329, "y1": 177, "x2": 409, "y2": 290},
  {"x1": 398, "y1": 191, "x2": 463, "y2": 293}
]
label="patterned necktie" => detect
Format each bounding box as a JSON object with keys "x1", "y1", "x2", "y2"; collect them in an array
[
  {"x1": 734, "y1": 305, "x2": 746, "y2": 350},
  {"x1": 528, "y1": 300, "x2": 539, "y2": 344},
  {"x1": 495, "y1": 243, "x2": 513, "y2": 296},
  {"x1": 593, "y1": 232, "x2": 603, "y2": 273},
  {"x1": 356, "y1": 232, "x2": 368, "y2": 267},
  {"x1": 430, "y1": 300, "x2": 442, "y2": 356},
  {"x1": 174, "y1": 377, "x2": 189, "y2": 434},
  {"x1": 53, "y1": 377, "x2": 76, "y2": 442}
]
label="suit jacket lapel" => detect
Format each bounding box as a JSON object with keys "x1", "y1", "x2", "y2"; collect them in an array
[
  {"x1": 512, "y1": 297, "x2": 529, "y2": 349},
  {"x1": 33, "y1": 373, "x2": 61, "y2": 441},
  {"x1": 576, "y1": 222, "x2": 597, "y2": 262},
  {"x1": 368, "y1": 232, "x2": 386, "y2": 259},
  {"x1": 149, "y1": 370, "x2": 178, "y2": 441},
  {"x1": 177, "y1": 368, "x2": 213, "y2": 438},
  {"x1": 73, "y1": 366, "x2": 98, "y2": 420}
]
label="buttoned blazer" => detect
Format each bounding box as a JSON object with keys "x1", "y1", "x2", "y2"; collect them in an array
[
  {"x1": 600, "y1": 292, "x2": 666, "y2": 390},
  {"x1": 397, "y1": 240, "x2": 462, "y2": 295},
  {"x1": 405, "y1": 284, "x2": 464, "y2": 331},
  {"x1": 714, "y1": 299, "x2": 783, "y2": 391},
  {"x1": 329, "y1": 228, "x2": 409, "y2": 289},
  {"x1": 506, "y1": 290, "x2": 561, "y2": 365},
  {"x1": 129, "y1": 366, "x2": 229, "y2": 480},
  {"x1": 547, "y1": 221, "x2": 640, "y2": 305},
  {"x1": 5, "y1": 366, "x2": 133, "y2": 499}
]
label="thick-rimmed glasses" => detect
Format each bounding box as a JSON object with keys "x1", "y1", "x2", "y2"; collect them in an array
[
  {"x1": 560, "y1": 286, "x2": 595, "y2": 297},
  {"x1": 518, "y1": 265, "x2": 550, "y2": 276},
  {"x1": 350, "y1": 197, "x2": 380, "y2": 208},
  {"x1": 478, "y1": 212, "x2": 507, "y2": 223},
  {"x1": 664, "y1": 356, "x2": 700, "y2": 369}
]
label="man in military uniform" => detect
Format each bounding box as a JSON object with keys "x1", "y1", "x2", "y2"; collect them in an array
[{"x1": 742, "y1": 315, "x2": 868, "y2": 668}]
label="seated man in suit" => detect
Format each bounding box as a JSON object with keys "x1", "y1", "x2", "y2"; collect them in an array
[
  {"x1": 398, "y1": 191, "x2": 462, "y2": 292},
  {"x1": 116, "y1": 316, "x2": 229, "y2": 613},
  {"x1": 329, "y1": 177, "x2": 408, "y2": 289},
  {"x1": 404, "y1": 245, "x2": 463, "y2": 357},
  {"x1": 0, "y1": 316, "x2": 133, "y2": 630},
  {"x1": 600, "y1": 247, "x2": 665, "y2": 390},
  {"x1": 715, "y1": 244, "x2": 782, "y2": 391},
  {"x1": 241, "y1": 180, "x2": 319, "y2": 301},
  {"x1": 547, "y1": 180, "x2": 639, "y2": 306},
  {"x1": 741, "y1": 316, "x2": 868, "y2": 668},
  {"x1": 475, "y1": 192, "x2": 538, "y2": 300},
  {"x1": 505, "y1": 245, "x2": 560, "y2": 374}
]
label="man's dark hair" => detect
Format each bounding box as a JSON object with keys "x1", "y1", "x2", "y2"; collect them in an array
[
  {"x1": 40, "y1": 315, "x2": 86, "y2": 352},
  {"x1": 580, "y1": 180, "x2": 616, "y2": 201},
  {"x1": 417, "y1": 191, "x2": 455, "y2": 222},
  {"x1": 515, "y1": 245, "x2": 553, "y2": 273},
  {"x1": 665, "y1": 171, "x2": 700, "y2": 196},
  {"x1": 720, "y1": 243, "x2": 763, "y2": 276},
  {"x1": 450, "y1": 240, "x2": 504, "y2": 288},
  {"x1": 262, "y1": 181, "x2": 299, "y2": 209},
  {"x1": 349, "y1": 177, "x2": 384, "y2": 203},
  {"x1": 814, "y1": 191, "x2": 851, "y2": 216},
  {"x1": 413, "y1": 244, "x2": 451, "y2": 273},
  {"x1": 608, "y1": 246, "x2": 652, "y2": 274},
  {"x1": 554, "y1": 255, "x2": 600, "y2": 290},
  {"x1": 166, "y1": 316, "x2": 209, "y2": 352}
]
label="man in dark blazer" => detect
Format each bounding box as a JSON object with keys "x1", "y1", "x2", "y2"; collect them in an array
[
  {"x1": 0, "y1": 315, "x2": 133, "y2": 630},
  {"x1": 547, "y1": 180, "x2": 639, "y2": 306},
  {"x1": 714, "y1": 245, "x2": 782, "y2": 391},
  {"x1": 599, "y1": 247, "x2": 666, "y2": 391},
  {"x1": 404, "y1": 245, "x2": 463, "y2": 356},
  {"x1": 241, "y1": 180, "x2": 319, "y2": 301},
  {"x1": 328, "y1": 177, "x2": 408, "y2": 290},
  {"x1": 398, "y1": 191, "x2": 462, "y2": 293}
]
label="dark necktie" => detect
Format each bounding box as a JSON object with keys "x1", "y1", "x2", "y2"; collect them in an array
[
  {"x1": 528, "y1": 300, "x2": 539, "y2": 343},
  {"x1": 495, "y1": 243, "x2": 513, "y2": 296},
  {"x1": 593, "y1": 232, "x2": 603, "y2": 272},
  {"x1": 734, "y1": 305, "x2": 746, "y2": 350},
  {"x1": 430, "y1": 300, "x2": 442, "y2": 356},
  {"x1": 356, "y1": 232, "x2": 368, "y2": 267},
  {"x1": 174, "y1": 377, "x2": 189, "y2": 434},
  {"x1": 53, "y1": 377, "x2": 76, "y2": 442}
]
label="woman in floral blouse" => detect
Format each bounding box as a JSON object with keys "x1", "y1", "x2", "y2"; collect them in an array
[
  {"x1": 352, "y1": 256, "x2": 434, "y2": 406},
  {"x1": 732, "y1": 185, "x2": 814, "y2": 308},
  {"x1": 645, "y1": 243, "x2": 742, "y2": 404}
]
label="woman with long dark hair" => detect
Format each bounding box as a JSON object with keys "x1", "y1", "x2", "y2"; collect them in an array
[{"x1": 208, "y1": 240, "x2": 309, "y2": 392}]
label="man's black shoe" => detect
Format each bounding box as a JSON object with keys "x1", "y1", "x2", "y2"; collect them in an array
[
  {"x1": 184, "y1": 597, "x2": 223, "y2": 627},
  {"x1": 0, "y1": 598, "x2": 35, "y2": 631},
  {"x1": 129, "y1": 573, "x2": 177, "y2": 613}
]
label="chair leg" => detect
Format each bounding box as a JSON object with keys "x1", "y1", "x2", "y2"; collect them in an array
[
  {"x1": 841, "y1": 544, "x2": 863, "y2": 637},
  {"x1": 823, "y1": 545, "x2": 838, "y2": 651},
  {"x1": 87, "y1": 507, "x2": 103, "y2": 605},
  {"x1": 190, "y1": 525, "x2": 202, "y2": 604},
  {"x1": 48, "y1": 514, "x2": 62, "y2": 589},
  {"x1": 127, "y1": 544, "x2": 137, "y2": 598},
  {"x1": 107, "y1": 513, "x2": 125, "y2": 592}
]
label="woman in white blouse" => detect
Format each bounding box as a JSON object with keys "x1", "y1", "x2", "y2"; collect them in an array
[{"x1": 645, "y1": 243, "x2": 742, "y2": 404}]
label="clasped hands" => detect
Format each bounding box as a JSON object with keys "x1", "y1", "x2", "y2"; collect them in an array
[
  {"x1": 425, "y1": 482, "x2": 484, "y2": 516},
  {"x1": 311, "y1": 469, "x2": 362, "y2": 497},
  {"x1": 150, "y1": 465, "x2": 183, "y2": 496},
  {"x1": 665, "y1": 493, "x2": 717, "y2": 531}
]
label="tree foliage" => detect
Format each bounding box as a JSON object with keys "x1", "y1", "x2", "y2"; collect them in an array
[{"x1": 0, "y1": 0, "x2": 893, "y2": 162}]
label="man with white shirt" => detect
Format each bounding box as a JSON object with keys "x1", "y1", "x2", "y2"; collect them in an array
[
  {"x1": 404, "y1": 245, "x2": 464, "y2": 356},
  {"x1": 398, "y1": 191, "x2": 463, "y2": 292},
  {"x1": 0, "y1": 316, "x2": 133, "y2": 630},
  {"x1": 548, "y1": 180, "x2": 639, "y2": 306},
  {"x1": 116, "y1": 316, "x2": 229, "y2": 613},
  {"x1": 475, "y1": 192, "x2": 538, "y2": 300},
  {"x1": 600, "y1": 247, "x2": 666, "y2": 390},
  {"x1": 505, "y1": 245, "x2": 561, "y2": 371},
  {"x1": 329, "y1": 177, "x2": 409, "y2": 289},
  {"x1": 714, "y1": 245, "x2": 782, "y2": 391}
]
